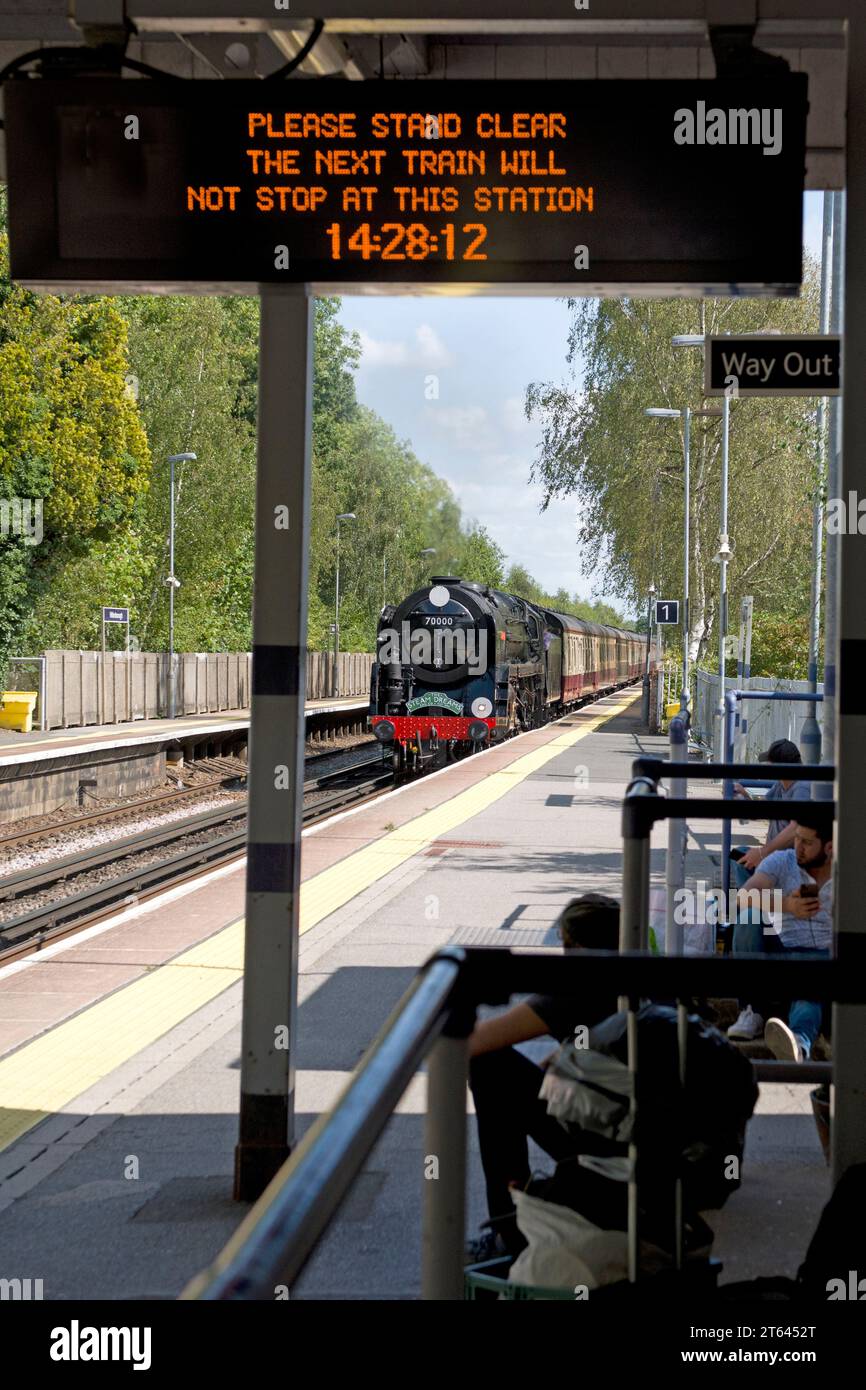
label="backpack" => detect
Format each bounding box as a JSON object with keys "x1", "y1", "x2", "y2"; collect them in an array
[{"x1": 541, "y1": 1003, "x2": 759, "y2": 1216}]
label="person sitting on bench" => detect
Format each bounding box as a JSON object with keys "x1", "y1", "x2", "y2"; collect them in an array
[{"x1": 465, "y1": 892, "x2": 621, "y2": 1263}]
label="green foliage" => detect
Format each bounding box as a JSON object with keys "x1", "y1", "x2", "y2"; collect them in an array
[
  {"x1": 526, "y1": 275, "x2": 822, "y2": 667},
  {"x1": 749, "y1": 609, "x2": 816, "y2": 681},
  {"x1": 3, "y1": 231, "x2": 628, "y2": 665},
  {"x1": 503, "y1": 564, "x2": 629, "y2": 627},
  {"x1": 0, "y1": 189, "x2": 150, "y2": 670},
  {"x1": 117, "y1": 293, "x2": 257, "y2": 652}
]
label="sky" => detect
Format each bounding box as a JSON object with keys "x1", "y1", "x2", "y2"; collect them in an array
[{"x1": 336, "y1": 191, "x2": 826, "y2": 616}]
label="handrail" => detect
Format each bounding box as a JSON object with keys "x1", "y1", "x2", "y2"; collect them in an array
[
  {"x1": 630, "y1": 759, "x2": 836, "y2": 930},
  {"x1": 184, "y1": 946, "x2": 856, "y2": 1301},
  {"x1": 631, "y1": 758, "x2": 834, "y2": 783},
  {"x1": 182, "y1": 950, "x2": 466, "y2": 1300}
]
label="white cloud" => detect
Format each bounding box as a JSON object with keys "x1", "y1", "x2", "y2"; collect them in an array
[
  {"x1": 502, "y1": 395, "x2": 534, "y2": 434},
  {"x1": 415, "y1": 323, "x2": 453, "y2": 367},
  {"x1": 357, "y1": 323, "x2": 453, "y2": 369},
  {"x1": 424, "y1": 404, "x2": 494, "y2": 453}
]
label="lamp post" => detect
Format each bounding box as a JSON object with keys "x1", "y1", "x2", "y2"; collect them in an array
[
  {"x1": 715, "y1": 395, "x2": 733, "y2": 760},
  {"x1": 333, "y1": 512, "x2": 356, "y2": 696},
  {"x1": 672, "y1": 334, "x2": 732, "y2": 757},
  {"x1": 642, "y1": 582, "x2": 657, "y2": 724},
  {"x1": 645, "y1": 408, "x2": 690, "y2": 717},
  {"x1": 166, "y1": 453, "x2": 196, "y2": 719}
]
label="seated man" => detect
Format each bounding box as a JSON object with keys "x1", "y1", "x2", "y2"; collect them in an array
[
  {"x1": 465, "y1": 892, "x2": 620, "y2": 1262},
  {"x1": 735, "y1": 804, "x2": 833, "y2": 1063},
  {"x1": 728, "y1": 739, "x2": 814, "y2": 1042},
  {"x1": 732, "y1": 738, "x2": 814, "y2": 874}
]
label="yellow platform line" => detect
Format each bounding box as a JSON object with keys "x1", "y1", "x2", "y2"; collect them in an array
[
  {"x1": 0, "y1": 691, "x2": 635, "y2": 1153},
  {"x1": 0, "y1": 924, "x2": 245, "y2": 1149},
  {"x1": 299, "y1": 690, "x2": 638, "y2": 931}
]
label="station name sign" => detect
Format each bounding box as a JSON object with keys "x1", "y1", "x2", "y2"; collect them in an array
[
  {"x1": 4, "y1": 77, "x2": 807, "y2": 293},
  {"x1": 705, "y1": 335, "x2": 842, "y2": 397}
]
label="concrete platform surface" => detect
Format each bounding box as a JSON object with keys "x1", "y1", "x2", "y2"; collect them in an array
[
  {"x1": 0, "y1": 698, "x2": 368, "y2": 766},
  {"x1": 0, "y1": 689, "x2": 831, "y2": 1300}
]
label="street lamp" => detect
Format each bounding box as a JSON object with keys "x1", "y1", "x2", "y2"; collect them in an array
[
  {"x1": 166, "y1": 453, "x2": 196, "y2": 719},
  {"x1": 334, "y1": 512, "x2": 356, "y2": 696},
  {"x1": 642, "y1": 581, "x2": 657, "y2": 724},
  {"x1": 672, "y1": 334, "x2": 732, "y2": 758},
  {"x1": 645, "y1": 407, "x2": 690, "y2": 718}
]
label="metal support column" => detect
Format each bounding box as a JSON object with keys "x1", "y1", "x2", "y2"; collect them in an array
[
  {"x1": 665, "y1": 715, "x2": 688, "y2": 955},
  {"x1": 169, "y1": 455, "x2": 176, "y2": 719},
  {"x1": 422, "y1": 1032, "x2": 469, "y2": 1300},
  {"x1": 621, "y1": 781, "x2": 654, "y2": 955},
  {"x1": 821, "y1": 191, "x2": 844, "y2": 797},
  {"x1": 235, "y1": 286, "x2": 314, "y2": 1201},
  {"x1": 642, "y1": 590, "x2": 654, "y2": 725},
  {"x1": 681, "y1": 407, "x2": 690, "y2": 716},
  {"x1": 803, "y1": 193, "x2": 834, "y2": 768},
  {"x1": 716, "y1": 395, "x2": 731, "y2": 761},
  {"x1": 834, "y1": 13, "x2": 866, "y2": 1179},
  {"x1": 739, "y1": 592, "x2": 750, "y2": 756}
]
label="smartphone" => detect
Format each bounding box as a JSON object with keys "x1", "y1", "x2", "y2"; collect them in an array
[
  {"x1": 730, "y1": 849, "x2": 746, "y2": 863},
  {"x1": 800, "y1": 883, "x2": 819, "y2": 900}
]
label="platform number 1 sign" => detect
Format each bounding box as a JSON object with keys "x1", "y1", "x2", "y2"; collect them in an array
[{"x1": 655, "y1": 600, "x2": 680, "y2": 625}]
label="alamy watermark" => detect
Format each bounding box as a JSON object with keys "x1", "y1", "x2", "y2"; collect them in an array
[
  {"x1": 673, "y1": 882, "x2": 782, "y2": 928},
  {"x1": 673, "y1": 102, "x2": 782, "y2": 157},
  {"x1": 1, "y1": 1276, "x2": 43, "y2": 1299},
  {"x1": 826, "y1": 493, "x2": 866, "y2": 534},
  {"x1": 0, "y1": 497, "x2": 43, "y2": 546},
  {"x1": 378, "y1": 620, "x2": 487, "y2": 674}
]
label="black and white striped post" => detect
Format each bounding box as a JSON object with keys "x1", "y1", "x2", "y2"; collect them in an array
[
  {"x1": 835, "y1": 21, "x2": 866, "y2": 1182},
  {"x1": 234, "y1": 286, "x2": 313, "y2": 1201}
]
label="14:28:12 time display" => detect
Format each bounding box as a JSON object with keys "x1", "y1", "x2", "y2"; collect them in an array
[{"x1": 325, "y1": 222, "x2": 488, "y2": 261}]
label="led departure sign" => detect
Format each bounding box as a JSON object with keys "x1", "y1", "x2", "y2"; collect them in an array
[{"x1": 4, "y1": 77, "x2": 807, "y2": 293}]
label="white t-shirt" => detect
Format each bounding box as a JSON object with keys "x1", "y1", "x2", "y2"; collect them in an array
[{"x1": 759, "y1": 848, "x2": 832, "y2": 950}]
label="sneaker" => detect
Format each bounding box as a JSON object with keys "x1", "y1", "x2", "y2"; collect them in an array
[
  {"x1": 727, "y1": 1006, "x2": 765, "y2": 1041},
  {"x1": 464, "y1": 1224, "x2": 511, "y2": 1266},
  {"x1": 764, "y1": 1017, "x2": 808, "y2": 1062}
]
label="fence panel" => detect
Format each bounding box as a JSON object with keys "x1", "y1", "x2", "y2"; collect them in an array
[
  {"x1": 692, "y1": 670, "x2": 824, "y2": 761},
  {"x1": 32, "y1": 649, "x2": 372, "y2": 729}
]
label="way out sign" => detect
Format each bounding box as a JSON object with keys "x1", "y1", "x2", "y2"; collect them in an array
[
  {"x1": 655, "y1": 599, "x2": 680, "y2": 625},
  {"x1": 705, "y1": 334, "x2": 842, "y2": 397}
]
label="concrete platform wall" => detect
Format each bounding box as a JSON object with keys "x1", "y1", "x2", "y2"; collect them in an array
[{"x1": 0, "y1": 748, "x2": 166, "y2": 825}]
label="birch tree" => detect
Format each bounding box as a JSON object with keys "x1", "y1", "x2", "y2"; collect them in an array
[{"x1": 525, "y1": 268, "x2": 821, "y2": 671}]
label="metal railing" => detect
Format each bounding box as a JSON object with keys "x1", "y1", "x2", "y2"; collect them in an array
[
  {"x1": 182, "y1": 944, "x2": 855, "y2": 1301},
  {"x1": 693, "y1": 669, "x2": 824, "y2": 762},
  {"x1": 624, "y1": 753, "x2": 835, "y2": 948},
  {"x1": 719, "y1": 690, "x2": 828, "y2": 890}
]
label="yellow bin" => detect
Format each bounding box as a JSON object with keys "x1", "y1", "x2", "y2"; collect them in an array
[
  {"x1": 0, "y1": 691, "x2": 39, "y2": 733},
  {"x1": 664, "y1": 700, "x2": 681, "y2": 720}
]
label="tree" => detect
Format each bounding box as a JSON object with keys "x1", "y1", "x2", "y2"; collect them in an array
[
  {"x1": 454, "y1": 526, "x2": 505, "y2": 588},
  {"x1": 525, "y1": 274, "x2": 821, "y2": 669},
  {"x1": 0, "y1": 190, "x2": 149, "y2": 670},
  {"x1": 117, "y1": 294, "x2": 258, "y2": 653}
]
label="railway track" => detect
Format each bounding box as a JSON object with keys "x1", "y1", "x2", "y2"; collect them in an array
[
  {"x1": 0, "y1": 774, "x2": 243, "y2": 852},
  {"x1": 0, "y1": 750, "x2": 392, "y2": 964}
]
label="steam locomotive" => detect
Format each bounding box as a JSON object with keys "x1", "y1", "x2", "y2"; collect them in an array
[{"x1": 369, "y1": 576, "x2": 646, "y2": 775}]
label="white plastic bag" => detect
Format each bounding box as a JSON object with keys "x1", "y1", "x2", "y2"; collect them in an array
[
  {"x1": 507, "y1": 1189, "x2": 674, "y2": 1294},
  {"x1": 508, "y1": 1189, "x2": 629, "y2": 1291}
]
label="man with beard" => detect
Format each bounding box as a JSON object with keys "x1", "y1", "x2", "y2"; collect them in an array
[{"x1": 737, "y1": 804, "x2": 833, "y2": 1063}]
